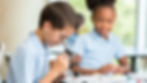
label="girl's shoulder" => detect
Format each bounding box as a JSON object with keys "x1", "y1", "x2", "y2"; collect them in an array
[
  {"x1": 109, "y1": 33, "x2": 119, "y2": 40},
  {"x1": 109, "y1": 33, "x2": 123, "y2": 45},
  {"x1": 78, "y1": 32, "x2": 92, "y2": 40}
]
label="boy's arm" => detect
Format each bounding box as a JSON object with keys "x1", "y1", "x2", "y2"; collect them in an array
[
  {"x1": 39, "y1": 68, "x2": 60, "y2": 83},
  {"x1": 39, "y1": 54, "x2": 69, "y2": 83}
]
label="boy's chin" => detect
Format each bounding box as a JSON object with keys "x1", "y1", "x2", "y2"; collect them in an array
[{"x1": 47, "y1": 42, "x2": 56, "y2": 47}]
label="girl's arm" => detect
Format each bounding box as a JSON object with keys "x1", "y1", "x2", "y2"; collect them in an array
[
  {"x1": 72, "y1": 65, "x2": 98, "y2": 75},
  {"x1": 72, "y1": 55, "x2": 95, "y2": 75},
  {"x1": 72, "y1": 55, "x2": 115, "y2": 75},
  {"x1": 72, "y1": 63, "x2": 117, "y2": 75},
  {"x1": 117, "y1": 56, "x2": 130, "y2": 74}
]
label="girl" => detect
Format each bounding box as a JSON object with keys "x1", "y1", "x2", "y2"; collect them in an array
[{"x1": 72, "y1": 0, "x2": 129, "y2": 75}]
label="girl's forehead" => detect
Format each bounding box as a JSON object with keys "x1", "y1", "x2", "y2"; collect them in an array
[
  {"x1": 94, "y1": 7, "x2": 115, "y2": 17},
  {"x1": 95, "y1": 7, "x2": 114, "y2": 14}
]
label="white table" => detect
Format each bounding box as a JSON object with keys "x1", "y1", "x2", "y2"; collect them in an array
[{"x1": 64, "y1": 73, "x2": 147, "y2": 83}]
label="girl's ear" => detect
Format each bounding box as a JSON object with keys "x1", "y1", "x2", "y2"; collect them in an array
[{"x1": 91, "y1": 13, "x2": 95, "y2": 23}]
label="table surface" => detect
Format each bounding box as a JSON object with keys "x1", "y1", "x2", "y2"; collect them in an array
[{"x1": 63, "y1": 73, "x2": 147, "y2": 83}]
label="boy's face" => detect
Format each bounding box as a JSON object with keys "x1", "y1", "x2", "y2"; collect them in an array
[
  {"x1": 42, "y1": 21, "x2": 75, "y2": 46},
  {"x1": 61, "y1": 24, "x2": 75, "y2": 39},
  {"x1": 92, "y1": 7, "x2": 115, "y2": 37}
]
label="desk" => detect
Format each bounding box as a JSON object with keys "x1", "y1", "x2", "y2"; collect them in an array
[{"x1": 64, "y1": 73, "x2": 147, "y2": 83}]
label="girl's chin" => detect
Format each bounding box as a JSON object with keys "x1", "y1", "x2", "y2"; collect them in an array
[{"x1": 100, "y1": 31, "x2": 109, "y2": 35}]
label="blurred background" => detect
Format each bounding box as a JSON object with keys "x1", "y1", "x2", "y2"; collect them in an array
[{"x1": 0, "y1": 0, "x2": 147, "y2": 82}]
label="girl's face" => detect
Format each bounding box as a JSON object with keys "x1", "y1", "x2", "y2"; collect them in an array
[{"x1": 92, "y1": 7, "x2": 115, "y2": 38}]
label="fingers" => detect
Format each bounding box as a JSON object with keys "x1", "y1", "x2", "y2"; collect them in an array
[
  {"x1": 56, "y1": 53, "x2": 70, "y2": 69},
  {"x1": 72, "y1": 55, "x2": 81, "y2": 63},
  {"x1": 57, "y1": 54, "x2": 70, "y2": 64},
  {"x1": 61, "y1": 54, "x2": 70, "y2": 68}
]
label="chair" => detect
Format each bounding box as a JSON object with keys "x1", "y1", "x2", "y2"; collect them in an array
[{"x1": 0, "y1": 42, "x2": 6, "y2": 83}]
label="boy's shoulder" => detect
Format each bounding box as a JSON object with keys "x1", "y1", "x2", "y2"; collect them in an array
[
  {"x1": 15, "y1": 34, "x2": 43, "y2": 56},
  {"x1": 20, "y1": 37, "x2": 38, "y2": 50}
]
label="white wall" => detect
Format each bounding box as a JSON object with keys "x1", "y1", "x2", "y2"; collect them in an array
[
  {"x1": 0, "y1": 0, "x2": 47, "y2": 52},
  {"x1": 0, "y1": 0, "x2": 3, "y2": 29}
]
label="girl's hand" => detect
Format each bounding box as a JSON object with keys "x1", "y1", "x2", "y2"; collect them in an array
[
  {"x1": 113, "y1": 66, "x2": 130, "y2": 74},
  {"x1": 113, "y1": 66, "x2": 124, "y2": 74}
]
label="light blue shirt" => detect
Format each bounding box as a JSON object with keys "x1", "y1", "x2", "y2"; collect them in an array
[
  {"x1": 7, "y1": 33, "x2": 50, "y2": 83},
  {"x1": 73, "y1": 30, "x2": 125, "y2": 69},
  {"x1": 65, "y1": 33, "x2": 78, "y2": 52},
  {"x1": 66, "y1": 33, "x2": 78, "y2": 46}
]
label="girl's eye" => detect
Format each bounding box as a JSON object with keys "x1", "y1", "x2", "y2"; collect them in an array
[
  {"x1": 97, "y1": 19, "x2": 103, "y2": 22},
  {"x1": 108, "y1": 20, "x2": 113, "y2": 24}
]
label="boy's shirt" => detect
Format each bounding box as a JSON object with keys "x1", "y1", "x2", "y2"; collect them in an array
[
  {"x1": 73, "y1": 30, "x2": 125, "y2": 70},
  {"x1": 65, "y1": 33, "x2": 78, "y2": 52},
  {"x1": 67, "y1": 33, "x2": 77, "y2": 45},
  {"x1": 7, "y1": 33, "x2": 50, "y2": 83}
]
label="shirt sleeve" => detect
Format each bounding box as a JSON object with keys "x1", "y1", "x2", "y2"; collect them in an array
[
  {"x1": 73, "y1": 36, "x2": 85, "y2": 56},
  {"x1": 115, "y1": 38, "x2": 125, "y2": 59},
  {"x1": 7, "y1": 46, "x2": 37, "y2": 83}
]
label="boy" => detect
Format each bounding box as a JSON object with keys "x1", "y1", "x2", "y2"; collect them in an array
[{"x1": 7, "y1": 2, "x2": 77, "y2": 83}]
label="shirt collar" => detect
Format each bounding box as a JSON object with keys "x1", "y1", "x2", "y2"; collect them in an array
[
  {"x1": 29, "y1": 32, "x2": 48, "y2": 53},
  {"x1": 91, "y1": 29, "x2": 111, "y2": 42}
]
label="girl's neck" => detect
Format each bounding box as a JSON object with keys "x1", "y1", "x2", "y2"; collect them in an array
[
  {"x1": 102, "y1": 34, "x2": 108, "y2": 40},
  {"x1": 95, "y1": 30, "x2": 109, "y2": 40}
]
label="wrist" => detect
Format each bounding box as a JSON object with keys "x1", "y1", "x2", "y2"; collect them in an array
[
  {"x1": 47, "y1": 68, "x2": 61, "y2": 83},
  {"x1": 39, "y1": 68, "x2": 60, "y2": 83},
  {"x1": 122, "y1": 66, "x2": 130, "y2": 73},
  {"x1": 50, "y1": 67, "x2": 61, "y2": 76}
]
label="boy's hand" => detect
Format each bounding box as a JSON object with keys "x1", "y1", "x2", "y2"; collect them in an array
[
  {"x1": 39, "y1": 54, "x2": 70, "y2": 83},
  {"x1": 50, "y1": 53, "x2": 70, "y2": 75}
]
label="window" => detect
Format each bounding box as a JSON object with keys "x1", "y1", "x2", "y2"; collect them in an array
[
  {"x1": 68, "y1": 0, "x2": 137, "y2": 52},
  {"x1": 136, "y1": 0, "x2": 147, "y2": 54},
  {"x1": 49, "y1": 0, "x2": 147, "y2": 54}
]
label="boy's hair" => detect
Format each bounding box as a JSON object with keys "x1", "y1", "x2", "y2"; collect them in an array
[
  {"x1": 75, "y1": 14, "x2": 84, "y2": 30},
  {"x1": 87, "y1": 0, "x2": 116, "y2": 11},
  {"x1": 39, "y1": 2, "x2": 77, "y2": 29}
]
